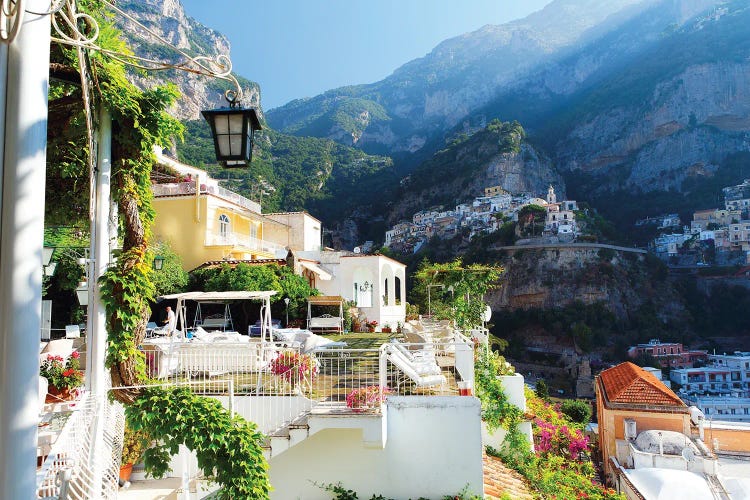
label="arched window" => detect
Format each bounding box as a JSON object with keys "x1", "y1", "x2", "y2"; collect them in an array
[
  {"x1": 383, "y1": 278, "x2": 389, "y2": 306},
  {"x1": 395, "y1": 276, "x2": 402, "y2": 305},
  {"x1": 219, "y1": 214, "x2": 230, "y2": 238}
]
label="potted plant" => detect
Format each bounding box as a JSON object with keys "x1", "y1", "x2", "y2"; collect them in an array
[
  {"x1": 381, "y1": 323, "x2": 392, "y2": 333},
  {"x1": 367, "y1": 320, "x2": 378, "y2": 333},
  {"x1": 270, "y1": 351, "x2": 318, "y2": 389},
  {"x1": 120, "y1": 425, "x2": 150, "y2": 482},
  {"x1": 40, "y1": 352, "x2": 84, "y2": 402},
  {"x1": 346, "y1": 386, "x2": 390, "y2": 412}
]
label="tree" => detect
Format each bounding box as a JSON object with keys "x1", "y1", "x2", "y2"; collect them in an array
[
  {"x1": 414, "y1": 258, "x2": 503, "y2": 330},
  {"x1": 150, "y1": 241, "x2": 188, "y2": 296},
  {"x1": 535, "y1": 379, "x2": 549, "y2": 400},
  {"x1": 560, "y1": 400, "x2": 592, "y2": 425}
]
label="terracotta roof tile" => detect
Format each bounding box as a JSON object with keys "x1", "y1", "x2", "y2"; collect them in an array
[
  {"x1": 599, "y1": 362, "x2": 685, "y2": 407},
  {"x1": 482, "y1": 452, "x2": 533, "y2": 500}
]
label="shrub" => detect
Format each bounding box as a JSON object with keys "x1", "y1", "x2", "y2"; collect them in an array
[{"x1": 560, "y1": 399, "x2": 593, "y2": 426}]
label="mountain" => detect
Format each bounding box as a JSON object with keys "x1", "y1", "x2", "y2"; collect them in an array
[
  {"x1": 269, "y1": 0, "x2": 750, "y2": 235},
  {"x1": 116, "y1": 0, "x2": 261, "y2": 121},
  {"x1": 266, "y1": 0, "x2": 675, "y2": 152}
]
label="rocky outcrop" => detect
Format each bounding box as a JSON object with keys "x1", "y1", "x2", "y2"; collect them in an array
[
  {"x1": 557, "y1": 60, "x2": 750, "y2": 190},
  {"x1": 118, "y1": 0, "x2": 260, "y2": 121}
]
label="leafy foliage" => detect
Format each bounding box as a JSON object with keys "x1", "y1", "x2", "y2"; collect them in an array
[
  {"x1": 474, "y1": 347, "x2": 522, "y2": 432},
  {"x1": 150, "y1": 240, "x2": 189, "y2": 296},
  {"x1": 190, "y1": 263, "x2": 317, "y2": 319},
  {"x1": 126, "y1": 387, "x2": 270, "y2": 499},
  {"x1": 414, "y1": 258, "x2": 502, "y2": 330},
  {"x1": 176, "y1": 121, "x2": 395, "y2": 228},
  {"x1": 492, "y1": 390, "x2": 624, "y2": 500}
]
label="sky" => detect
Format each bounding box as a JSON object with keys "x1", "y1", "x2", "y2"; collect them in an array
[{"x1": 180, "y1": 0, "x2": 553, "y2": 110}]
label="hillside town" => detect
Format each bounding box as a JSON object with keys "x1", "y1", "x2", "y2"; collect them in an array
[
  {"x1": 627, "y1": 339, "x2": 750, "y2": 422},
  {"x1": 650, "y1": 179, "x2": 750, "y2": 265},
  {"x1": 385, "y1": 185, "x2": 580, "y2": 252}
]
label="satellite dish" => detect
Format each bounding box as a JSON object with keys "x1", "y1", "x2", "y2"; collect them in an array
[
  {"x1": 483, "y1": 305, "x2": 492, "y2": 322},
  {"x1": 353, "y1": 246, "x2": 361, "y2": 254},
  {"x1": 682, "y1": 448, "x2": 695, "y2": 462}
]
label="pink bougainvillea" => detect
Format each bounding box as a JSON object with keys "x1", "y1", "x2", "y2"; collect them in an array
[{"x1": 534, "y1": 418, "x2": 589, "y2": 459}]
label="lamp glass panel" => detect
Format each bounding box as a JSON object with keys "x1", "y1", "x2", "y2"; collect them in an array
[
  {"x1": 217, "y1": 136, "x2": 230, "y2": 157},
  {"x1": 229, "y1": 135, "x2": 242, "y2": 156},
  {"x1": 214, "y1": 114, "x2": 229, "y2": 134},
  {"x1": 228, "y1": 113, "x2": 244, "y2": 133}
]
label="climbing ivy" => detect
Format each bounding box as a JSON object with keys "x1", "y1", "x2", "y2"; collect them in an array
[
  {"x1": 126, "y1": 387, "x2": 271, "y2": 499},
  {"x1": 473, "y1": 346, "x2": 523, "y2": 433}
]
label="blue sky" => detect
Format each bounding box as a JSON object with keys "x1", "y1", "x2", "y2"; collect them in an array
[{"x1": 181, "y1": 1, "x2": 553, "y2": 110}]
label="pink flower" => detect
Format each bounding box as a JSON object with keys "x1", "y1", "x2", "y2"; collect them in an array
[{"x1": 71, "y1": 351, "x2": 80, "y2": 359}]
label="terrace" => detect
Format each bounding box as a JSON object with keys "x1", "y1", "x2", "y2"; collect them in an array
[{"x1": 36, "y1": 323, "x2": 479, "y2": 499}]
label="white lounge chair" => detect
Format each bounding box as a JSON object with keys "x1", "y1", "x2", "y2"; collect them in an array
[{"x1": 383, "y1": 344, "x2": 446, "y2": 388}]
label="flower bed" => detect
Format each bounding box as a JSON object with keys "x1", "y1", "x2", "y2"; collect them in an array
[
  {"x1": 345, "y1": 386, "x2": 390, "y2": 412},
  {"x1": 270, "y1": 351, "x2": 318, "y2": 386}
]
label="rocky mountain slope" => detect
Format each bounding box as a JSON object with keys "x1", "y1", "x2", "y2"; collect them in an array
[
  {"x1": 116, "y1": 0, "x2": 260, "y2": 121},
  {"x1": 267, "y1": 0, "x2": 662, "y2": 153},
  {"x1": 267, "y1": 0, "x2": 750, "y2": 222},
  {"x1": 388, "y1": 120, "x2": 563, "y2": 224}
]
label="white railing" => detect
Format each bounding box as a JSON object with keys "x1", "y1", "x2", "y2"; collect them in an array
[
  {"x1": 36, "y1": 393, "x2": 124, "y2": 500},
  {"x1": 204, "y1": 232, "x2": 286, "y2": 255},
  {"x1": 151, "y1": 182, "x2": 262, "y2": 214},
  {"x1": 143, "y1": 340, "x2": 472, "y2": 432}
]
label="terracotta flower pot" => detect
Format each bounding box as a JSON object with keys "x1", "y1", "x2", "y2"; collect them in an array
[
  {"x1": 45, "y1": 385, "x2": 74, "y2": 403},
  {"x1": 119, "y1": 463, "x2": 134, "y2": 482}
]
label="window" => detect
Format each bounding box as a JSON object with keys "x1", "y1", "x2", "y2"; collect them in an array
[
  {"x1": 250, "y1": 222, "x2": 258, "y2": 240},
  {"x1": 219, "y1": 214, "x2": 230, "y2": 238},
  {"x1": 383, "y1": 278, "x2": 389, "y2": 306},
  {"x1": 395, "y1": 276, "x2": 402, "y2": 305}
]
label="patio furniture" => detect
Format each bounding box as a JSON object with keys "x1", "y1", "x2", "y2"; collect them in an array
[{"x1": 383, "y1": 344, "x2": 446, "y2": 388}]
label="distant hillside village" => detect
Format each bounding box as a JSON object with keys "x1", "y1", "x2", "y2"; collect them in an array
[
  {"x1": 647, "y1": 179, "x2": 750, "y2": 266},
  {"x1": 385, "y1": 185, "x2": 580, "y2": 253}
]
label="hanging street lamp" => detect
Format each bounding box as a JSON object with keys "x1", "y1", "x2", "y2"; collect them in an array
[
  {"x1": 152, "y1": 255, "x2": 165, "y2": 271},
  {"x1": 201, "y1": 90, "x2": 262, "y2": 168}
]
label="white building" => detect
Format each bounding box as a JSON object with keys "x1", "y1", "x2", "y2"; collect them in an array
[{"x1": 293, "y1": 250, "x2": 407, "y2": 329}]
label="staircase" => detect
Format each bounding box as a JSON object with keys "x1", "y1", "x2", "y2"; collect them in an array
[{"x1": 261, "y1": 407, "x2": 387, "y2": 460}]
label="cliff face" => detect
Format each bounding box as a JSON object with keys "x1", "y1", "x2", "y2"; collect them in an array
[
  {"x1": 488, "y1": 247, "x2": 685, "y2": 322},
  {"x1": 556, "y1": 60, "x2": 750, "y2": 191},
  {"x1": 118, "y1": 0, "x2": 260, "y2": 121},
  {"x1": 267, "y1": 0, "x2": 662, "y2": 153}
]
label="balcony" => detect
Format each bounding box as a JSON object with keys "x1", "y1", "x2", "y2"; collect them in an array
[
  {"x1": 204, "y1": 232, "x2": 286, "y2": 256},
  {"x1": 152, "y1": 182, "x2": 262, "y2": 214}
]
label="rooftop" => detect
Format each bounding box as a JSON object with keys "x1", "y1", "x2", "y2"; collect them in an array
[{"x1": 599, "y1": 362, "x2": 685, "y2": 408}]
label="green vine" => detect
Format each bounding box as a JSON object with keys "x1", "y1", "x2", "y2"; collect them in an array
[
  {"x1": 126, "y1": 387, "x2": 270, "y2": 499},
  {"x1": 474, "y1": 346, "x2": 523, "y2": 433}
]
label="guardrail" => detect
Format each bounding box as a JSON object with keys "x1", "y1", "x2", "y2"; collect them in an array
[
  {"x1": 204, "y1": 232, "x2": 286, "y2": 255},
  {"x1": 142, "y1": 339, "x2": 473, "y2": 432},
  {"x1": 36, "y1": 392, "x2": 124, "y2": 500},
  {"x1": 151, "y1": 182, "x2": 262, "y2": 214}
]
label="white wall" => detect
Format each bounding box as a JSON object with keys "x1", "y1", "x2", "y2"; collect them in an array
[{"x1": 268, "y1": 396, "x2": 484, "y2": 499}]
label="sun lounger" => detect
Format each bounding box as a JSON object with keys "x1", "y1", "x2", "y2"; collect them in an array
[{"x1": 383, "y1": 344, "x2": 446, "y2": 387}]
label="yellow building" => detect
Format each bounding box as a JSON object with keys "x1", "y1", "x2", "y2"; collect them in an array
[{"x1": 151, "y1": 153, "x2": 321, "y2": 271}]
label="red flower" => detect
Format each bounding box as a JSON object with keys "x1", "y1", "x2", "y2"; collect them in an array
[
  {"x1": 71, "y1": 351, "x2": 80, "y2": 359},
  {"x1": 63, "y1": 368, "x2": 75, "y2": 377}
]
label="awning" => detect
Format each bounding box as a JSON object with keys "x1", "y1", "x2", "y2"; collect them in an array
[
  {"x1": 308, "y1": 295, "x2": 344, "y2": 306},
  {"x1": 300, "y1": 261, "x2": 332, "y2": 280}
]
